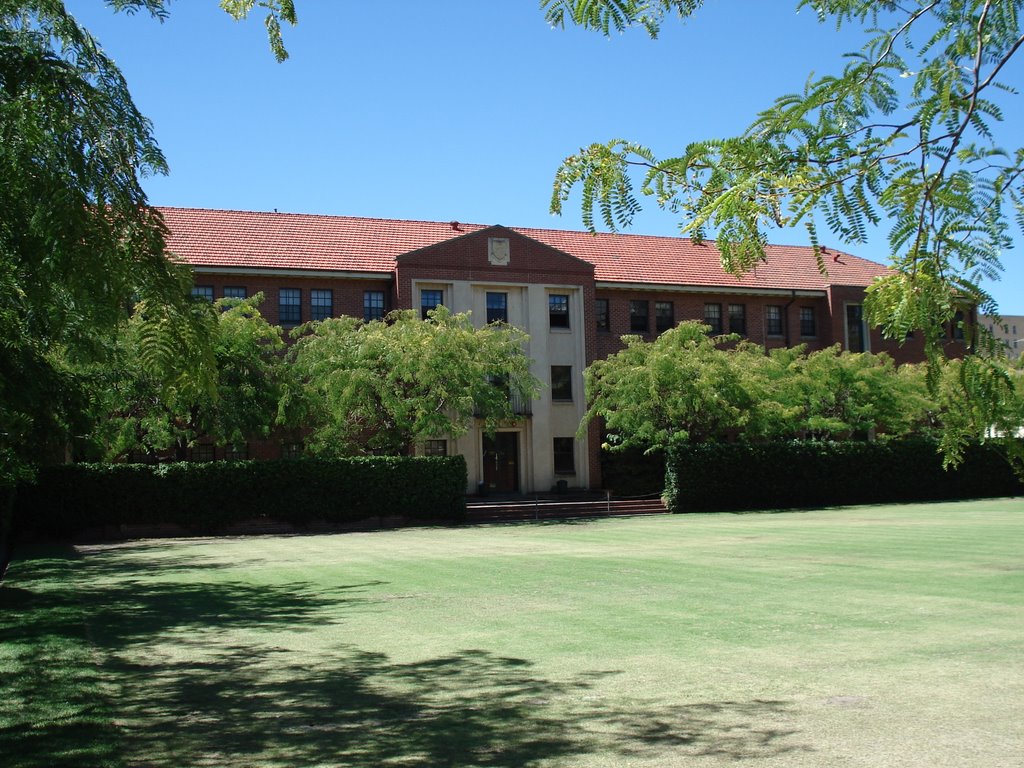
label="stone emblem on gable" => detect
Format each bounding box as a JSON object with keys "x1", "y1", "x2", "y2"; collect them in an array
[{"x1": 488, "y1": 237, "x2": 510, "y2": 266}]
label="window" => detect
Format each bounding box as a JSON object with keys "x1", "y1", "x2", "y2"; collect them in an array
[
  {"x1": 191, "y1": 444, "x2": 215, "y2": 462},
  {"x1": 766, "y1": 305, "x2": 783, "y2": 336},
  {"x1": 191, "y1": 285, "x2": 214, "y2": 302},
  {"x1": 553, "y1": 438, "x2": 575, "y2": 475},
  {"x1": 846, "y1": 304, "x2": 867, "y2": 352},
  {"x1": 728, "y1": 304, "x2": 747, "y2": 335},
  {"x1": 279, "y1": 288, "x2": 301, "y2": 325},
  {"x1": 595, "y1": 298, "x2": 610, "y2": 331},
  {"x1": 550, "y1": 365, "x2": 573, "y2": 401},
  {"x1": 486, "y1": 292, "x2": 508, "y2": 324},
  {"x1": 800, "y1": 307, "x2": 817, "y2": 337},
  {"x1": 225, "y1": 443, "x2": 248, "y2": 461},
  {"x1": 223, "y1": 286, "x2": 247, "y2": 300},
  {"x1": 704, "y1": 303, "x2": 722, "y2": 334},
  {"x1": 363, "y1": 290, "x2": 385, "y2": 322},
  {"x1": 630, "y1": 300, "x2": 649, "y2": 333},
  {"x1": 311, "y1": 289, "x2": 333, "y2": 321},
  {"x1": 951, "y1": 310, "x2": 965, "y2": 341},
  {"x1": 549, "y1": 294, "x2": 570, "y2": 329},
  {"x1": 421, "y1": 289, "x2": 443, "y2": 320},
  {"x1": 655, "y1": 301, "x2": 674, "y2": 333},
  {"x1": 423, "y1": 439, "x2": 447, "y2": 457},
  {"x1": 281, "y1": 442, "x2": 303, "y2": 460}
]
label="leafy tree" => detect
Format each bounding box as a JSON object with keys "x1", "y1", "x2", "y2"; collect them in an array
[
  {"x1": 583, "y1": 323, "x2": 933, "y2": 454},
  {"x1": 775, "y1": 347, "x2": 933, "y2": 440},
  {"x1": 0, "y1": 1, "x2": 295, "y2": 487},
  {"x1": 544, "y1": 0, "x2": 1024, "y2": 467},
  {"x1": 283, "y1": 308, "x2": 541, "y2": 457},
  {"x1": 933, "y1": 353, "x2": 1024, "y2": 464},
  {"x1": 581, "y1": 322, "x2": 752, "y2": 453},
  {"x1": 89, "y1": 295, "x2": 287, "y2": 460}
]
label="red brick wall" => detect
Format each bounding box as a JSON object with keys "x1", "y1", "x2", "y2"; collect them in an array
[
  {"x1": 593, "y1": 289, "x2": 834, "y2": 359},
  {"x1": 826, "y1": 285, "x2": 936, "y2": 365},
  {"x1": 191, "y1": 273, "x2": 393, "y2": 328}
]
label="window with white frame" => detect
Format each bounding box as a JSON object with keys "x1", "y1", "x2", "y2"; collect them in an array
[
  {"x1": 486, "y1": 292, "x2": 508, "y2": 324},
  {"x1": 549, "y1": 294, "x2": 570, "y2": 329},
  {"x1": 311, "y1": 289, "x2": 333, "y2": 321},
  {"x1": 364, "y1": 290, "x2": 386, "y2": 322},
  {"x1": 728, "y1": 303, "x2": 747, "y2": 335},
  {"x1": 800, "y1": 307, "x2": 817, "y2": 337},
  {"x1": 423, "y1": 439, "x2": 447, "y2": 456},
  {"x1": 553, "y1": 437, "x2": 575, "y2": 475},
  {"x1": 630, "y1": 300, "x2": 649, "y2": 333},
  {"x1": 655, "y1": 301, "x2": 674, "y2": 333},
  {"x1": 704, "y1": 303, "x2": 722, "y2": 334},
  {"x1": 279, "y1": 288, "x2": 301, "y2": 325},
  {"x1": 550, "y1": 365, "x2": 573, "y2": 401},
  {"x1": 421, "y1": 289, "x2": 443, "y2": 320}
]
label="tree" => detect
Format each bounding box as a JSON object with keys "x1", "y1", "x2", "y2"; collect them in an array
[
  {"x1": 582, "y1": 322, "x2": 933, "y2": 454},
  {"x1": 767, "y1": 346, "x2": 933, "y2": 440},
  {"x1": 544, "y1": 0, "x2": 1024, "y2": 467},
  {"x1": 0, "y1": 1, "x2": 295, "y2": 486},
  {"x1": 90, "y1": 295, "x2": 288, "y2": 461},
  {"x1": 933, "y1": 352, "x2": 1024, "y2": 463},
  {"x1": 282, "y1": 308, "x2": 541, "y2": 457},
  {"x1": 581, "y1": 322, "x2": 752, "y2": 453}
]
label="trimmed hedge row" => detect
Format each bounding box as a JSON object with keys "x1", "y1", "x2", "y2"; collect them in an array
[
  {"x1": 16, "y1": 455, "x2": 467, "y2": 537},
  {"x1": 601, "y1": 447, "x2": 665, "y2": 498},
  {"x1": 665, "y1": 440, "x2": 1023, "y2": 513}
]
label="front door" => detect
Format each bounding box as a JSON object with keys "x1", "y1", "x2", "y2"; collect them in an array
[{"x1": 482, "y1": 432, "x2": 519, "y2": 494}]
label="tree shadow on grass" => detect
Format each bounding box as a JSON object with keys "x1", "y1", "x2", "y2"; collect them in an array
[
  {"x1": 106, "y1": 644, "x2": 812, "y2": 767},
  {"x1": 1, "y1": 546, "x2": 123, "y2": 768},
  {"x1": 0, "y1": 545, "x2": 386, "y2": 768},
  {"x1": 2, "y1": 545, "x2": 815, "y2": 767}
]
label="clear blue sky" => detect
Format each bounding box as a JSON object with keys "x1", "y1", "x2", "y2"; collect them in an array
[{"x1": 67, "y1": 1, "x2": 1024, "y2": 314}]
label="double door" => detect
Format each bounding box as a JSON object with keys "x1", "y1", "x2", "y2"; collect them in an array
[{"x1": 482, "y1": 432, "x2": 519, "y2": 494}]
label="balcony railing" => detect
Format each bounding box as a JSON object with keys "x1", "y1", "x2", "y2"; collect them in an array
[
  {"x1": 508, "y1": 389, "x2": 532, "y2": 416},
  {"x1": 475, "y1": 383, "x2": 532, "y2": 417}
]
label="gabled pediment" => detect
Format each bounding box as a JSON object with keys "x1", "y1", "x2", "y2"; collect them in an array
[{"x1": 396, "y1": 225, "x2": 594, "y2": 276}]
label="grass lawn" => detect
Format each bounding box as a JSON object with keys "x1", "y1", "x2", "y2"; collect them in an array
[{"x1": 2, "y1": 498, "x2": 1023, "y2": 767}]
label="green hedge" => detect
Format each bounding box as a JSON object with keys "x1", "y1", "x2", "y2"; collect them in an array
[
  {"x1": 16, "y1": 456, "x2": 467, "y2": 537},
  {"x1": 666, "y1": 440, "x2": 1023, "y2": 513},
  {"x1": 601, "y1": 447, "x2": 665, "y2": 497}
]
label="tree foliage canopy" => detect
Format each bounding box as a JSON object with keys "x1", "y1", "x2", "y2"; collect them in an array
[
  {"x1": 545, "y1": 0, "x2": 1024, "y2": 465},
  {"x1": 545, "y1": 1, "x2": 1024, "y2": 351},
  {"x1": 283, "y1": 308, "x2": 541, "y2": 457},
  {"x1": 583, "y1": 321, "x2": 956, "y2": 454},
  {"x1": 91, "y1": 295, "x2": 288, "y2": 460},
  {"x1": 0, "y1": 1, "x2": 294, "y2": 485}
]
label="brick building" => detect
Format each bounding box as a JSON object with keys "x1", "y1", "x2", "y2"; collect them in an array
[{"x1": 163, "y1": 207, "x2": 944, "y2": 494}]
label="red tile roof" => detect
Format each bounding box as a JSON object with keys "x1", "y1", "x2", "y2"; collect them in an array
[{"x1": 160, "y1": 207, "x2": 889, "y2": 290}]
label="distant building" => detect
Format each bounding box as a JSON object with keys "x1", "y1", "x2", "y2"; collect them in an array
[
  {"x1": 980, "y1": 314, "x2": 1024, "y2": 360},
  {"x1": 163, "y1": 207, "x2": 960, "y2": 494}
]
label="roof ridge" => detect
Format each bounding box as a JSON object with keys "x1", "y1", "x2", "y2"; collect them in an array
[
  {"x1": 158, "y1": 206, "x2": 493, "y2": 230},
  {"x1": 157, "y1": 206, "x2": 882, "y2": 266}
]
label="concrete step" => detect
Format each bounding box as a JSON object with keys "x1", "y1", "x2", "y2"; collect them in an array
[{"x1": 465, "y1": 496, "x2": 666, "y2": 523}]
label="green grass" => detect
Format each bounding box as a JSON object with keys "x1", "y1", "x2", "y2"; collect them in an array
[{"x1": 2, "y1": 498, "x2": 1023, "y2": 767}]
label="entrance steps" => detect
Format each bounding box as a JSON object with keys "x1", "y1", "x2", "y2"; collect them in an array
[{"x1": 464, "y1": 493, "x2": 666, "y2": 523}]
